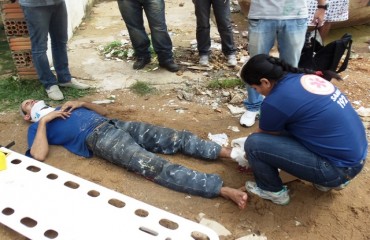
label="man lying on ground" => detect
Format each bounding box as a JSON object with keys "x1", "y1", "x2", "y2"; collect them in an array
[{"x1": 20, "y1": 99, "x2": 248, "y2": 209}]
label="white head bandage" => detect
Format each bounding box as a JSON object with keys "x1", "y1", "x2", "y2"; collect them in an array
[{"x1": 30, "y1": 101, "x2": 55, "y2": 122}]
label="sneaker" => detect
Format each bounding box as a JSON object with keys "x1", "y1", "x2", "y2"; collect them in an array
[
  {"x1": 59, "y1": 78, "x2": 90, "y2": 90},
  {"x1": 245, "y1": 181, "x2": 290, "y2": 205},
  {"x1": 133, "y1": 57, "x2": 151, "y2": 70},
  {"x1": 313, "y1": 180, "x2": 351, "y2": 192},
  {"x1": 46, "y1": 85, "x2": 64, "y2": 101},
  {"x1": 227, "y1": 54, "x2": 237, "y2": 67},
  {"x1": 199, "y1": 55, "x2": 209, "y2": 66},
  {"x1": 240, "y1": 110, "x2": 259, "y2": 127},
  {"x1": 159, "y1": 60, "x2": 179, "y2": 72}
]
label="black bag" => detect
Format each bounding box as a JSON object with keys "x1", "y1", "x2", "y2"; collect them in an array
[{"x1": 298, "y1": 27, "x2": 352, "y2": 73}]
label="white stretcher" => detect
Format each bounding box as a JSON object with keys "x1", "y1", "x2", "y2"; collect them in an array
[{"x1": 0, "y1": 148, "x2": 219, "y2": 240}]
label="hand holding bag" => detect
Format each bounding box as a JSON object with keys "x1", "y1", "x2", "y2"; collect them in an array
[{"x1": 299, "y1": 25, "x2": 352, "y2": 73}]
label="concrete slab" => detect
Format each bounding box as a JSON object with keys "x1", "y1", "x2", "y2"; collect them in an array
[{"x1": 67, "y1": 0, "x2": 220, "y2": 91}]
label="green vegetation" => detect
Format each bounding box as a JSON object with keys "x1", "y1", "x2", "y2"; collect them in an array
[
  {"x1": 102, "y1": 37, "x2": 156, "y2": 60},
  {"x1": 129, "y1": 81, "x2": 157, "y2": 96},
  {"x1": 0, "y1": 76, "x2": 93, "y2": 112},
  {"x1": 207, "y1": 78, "x2": 244, "y2": 89}
]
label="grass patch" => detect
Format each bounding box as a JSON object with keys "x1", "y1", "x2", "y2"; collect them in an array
[
  {"x1": 129, "y1": 81, "x2": 157, "y2": 96},
  {"x1": 207, "y1": 78, "x2": 244, "y2": 89},
  {"x1": 101, "y1": 37, "x2": 156, "y2": 60},
  {"x1": 0, "y1": 76, "x2": 94, "y2": 112}
]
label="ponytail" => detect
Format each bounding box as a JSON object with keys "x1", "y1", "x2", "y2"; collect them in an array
[{"x1": 240, "y1": 54, "x2": 342, "y2": 85}]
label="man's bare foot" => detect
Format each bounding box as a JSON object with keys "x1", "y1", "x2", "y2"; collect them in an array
[{"x1": 220, "y1": 187, "x2": 248, "y2": 209}]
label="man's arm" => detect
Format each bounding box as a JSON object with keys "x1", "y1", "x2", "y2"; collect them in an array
[
  {"x1": 30, "y1": 111, "x2": 71, "y2": 161},
  {"x1": 312, "y1": 0, "x2": 327, "y2": 26},
  {"x1": 60, "y1": 101, "x2": 108, "y2": 116}
]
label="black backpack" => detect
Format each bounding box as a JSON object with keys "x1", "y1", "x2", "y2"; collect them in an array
[{"x1": 299, "y1": 28, "x2": 352, "y2": 73}]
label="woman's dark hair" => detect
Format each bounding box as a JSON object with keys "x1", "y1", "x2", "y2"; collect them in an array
[{"x1": 240, "y1": 54, "x2": 342, "y2": 85}]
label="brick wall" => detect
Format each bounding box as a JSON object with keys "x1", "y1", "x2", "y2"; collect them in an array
[{"x1": 1, "y1": 0, "x2": 38, "y2": 79}]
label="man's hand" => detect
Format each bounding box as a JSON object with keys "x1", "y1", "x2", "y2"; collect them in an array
[
  {"x1": 60, "y1": 101, "x2": 84, "y2": 113},
  {"x1": 39, "y1": 110, "x2": 71, "y2": 124}
]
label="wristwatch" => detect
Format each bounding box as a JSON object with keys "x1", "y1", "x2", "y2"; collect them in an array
[{"x1": 317, "y1": 4, "x2": 328, "y2": 10}]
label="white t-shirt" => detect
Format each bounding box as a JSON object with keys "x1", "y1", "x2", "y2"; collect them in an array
[{"x1": 248, "y1": 0, "x2": 309, "y2": 19}]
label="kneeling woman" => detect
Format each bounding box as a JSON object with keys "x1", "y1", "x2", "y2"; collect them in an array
[{"x1": 239, "y1": 54, "x2": 368, "y2": 205}]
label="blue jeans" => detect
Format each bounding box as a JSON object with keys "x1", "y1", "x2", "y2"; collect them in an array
[
  {"x1": 22, "y1": 2, "x2": 71, "y2": 90},
  {"x1": 193, "y1": 0, "x2": 236, "y2": 56},
  {"x1": 243, "y1": 19, "x2": 307, "y2": 111},
  {"x1": 245, "y1": 133, "x2": 365, "y2": 192},
  {"x1": 86, "y1": 120, "x2": 223, "y2": 198},
  {"x1": 117, "y1": 0, "x2": 173, "y2": 64}
]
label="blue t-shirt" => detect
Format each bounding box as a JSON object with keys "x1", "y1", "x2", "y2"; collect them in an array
[
  {"x1": 27, "y1": 107, "x2": 107, "y2": 158},
  {"x1": 260, "y1": 73, "x2": 368, "y2": 167}
]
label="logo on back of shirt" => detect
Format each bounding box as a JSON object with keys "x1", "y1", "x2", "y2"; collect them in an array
[{"x1": 300, "y1": 75, "x2": 335, "y2": 95}]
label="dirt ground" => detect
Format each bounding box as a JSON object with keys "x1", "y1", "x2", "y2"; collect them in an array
[{"x1": 1, "y1": 1, "x2": 370, "y2": 239}]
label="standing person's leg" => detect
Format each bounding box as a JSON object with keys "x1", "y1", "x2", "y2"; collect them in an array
[
  {"x1": 212, "y1": 0, "x2": 237, "y2": 66},
  {"x1": 277, "y1": 19, "x2": 307, "y2": 67},
  {"x1": 240, "y1": 19, "x2": 276, "y2": 127},
  {"x1": 21, "y1": 6, "x2": 58, "y2": 90},
  {"x1": 117, "y1": 0, "x2": 151, "y2": 69},
  {"x1": 193, "y1": 0, "x2": 212, "y2": 65},
  {"x1": 48, "y1": 1, "x2": 71, "y2": 84},
  {"x1": 143, "y1": 0, "x2": 178, "y2": 71}
]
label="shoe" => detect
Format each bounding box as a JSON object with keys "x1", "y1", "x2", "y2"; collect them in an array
[
  {"x1": 159, "y1": 60, "x2": 179, "y2": 72},
  {"x1": 199, "y1": 55, "x2": 209, "y2": 66},
  {"x1": 59, "y1": 78, "x2": 90, "y2": 90},
  {"x1": 245, "y1": 181, "x2": 290, "y2": 205},
  {"x1": 314, "y1": 180, "x2": 351, "y2": 192},
  {"x1": 46, "y1": 85, "x2": 64, "y2": 101},
  {"x1": 230, "y1": 147, "x2": 249, "y2": 168},
  {"x1": 227, "y1": 54, "x2": 237, "y2": 67},
  {"x1": 133, "y1": 57, "x2": 151, "y2": 70},
  {"x1": 240, "y1": 110, "x2": 259, "y2": 127}
]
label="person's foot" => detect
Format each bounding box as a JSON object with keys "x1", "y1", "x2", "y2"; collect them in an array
[
  {"x1": 227, "y1": 54, "x2": 237, "y2": 67},
  {"x1": 220, "y1": 187, "x2": 248, "y2": 209},
  {"x1": 46, "y1": 85, "x2": 64, "y2": 100},
  {"x1": 59, "y1": 78, "x2": 90, "y2": 90},
  {"x1": 133, "y1": 57, "x2": 151, "y2": 70},
  {"x1": 159, "y1": 60, "x2": 179, "y2": 72},
  {"x1": 245, "y1": 181, "x2": 290, "y2": 205},
  {"x1": 199, "y1": 55, "x2": 209, "y2": 66},
  {"x1": 230, "y1": 147, "x2": 249, "y2": 168},
  {"x1": 313, "y1": 180, "x2": 351, "y2": 192},
  {"x1": 240, "y1": 110, "x2": 260, "y2": 127}
]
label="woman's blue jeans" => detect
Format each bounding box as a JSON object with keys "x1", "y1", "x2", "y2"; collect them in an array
[
  {"x1": 243, "y1": 19, "x2": 307, "y2": 111},
  {"x1": 245, "y1": 133, "x2": 365, "y2": 192},
  {"x1": 192, "y1": 0, "x2": 236, "y2": 56},
  {"x1": 22, "y1": 2, "x2": 71, "y2": 90},
  {"x1": 117, "y1": 0, "x2": 174, "y2": 63},
  {"x1": 86, "y1": 120, "x2": 223, "y2": 198}
]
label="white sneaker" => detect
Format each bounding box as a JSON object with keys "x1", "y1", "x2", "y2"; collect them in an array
[
  {"x1": 46, "y1": 85, "x2": 64, "y2": 101},
  {"x1": 245, "y1": 181, "x2": 290, "y2": 205},
  {"x1": 240, "y1": 110, "x2": 259, "y2": 127},
  {"x1": 199, "y1": 55, "x2": 209, "y2": 66},
  {"x1": 59, "y1": 78, "x2": 90, "y2": 90},
  {"x1": 314, "y1": 180, "x2": 351, "y2": 192},
  {"x1": 227, "y1": 54, "x2": 237, "y2": 67}
]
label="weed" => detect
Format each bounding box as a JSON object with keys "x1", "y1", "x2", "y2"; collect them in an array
[
  {"x1": 207, "y1": 78, "x2": 244, "y2": 89},
  {"x1": 0, "y1": 76, "x2": 93, "y2": 112},
  {"x1": 129, "y1": 81, "x2": 157, "y2": 96}
]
